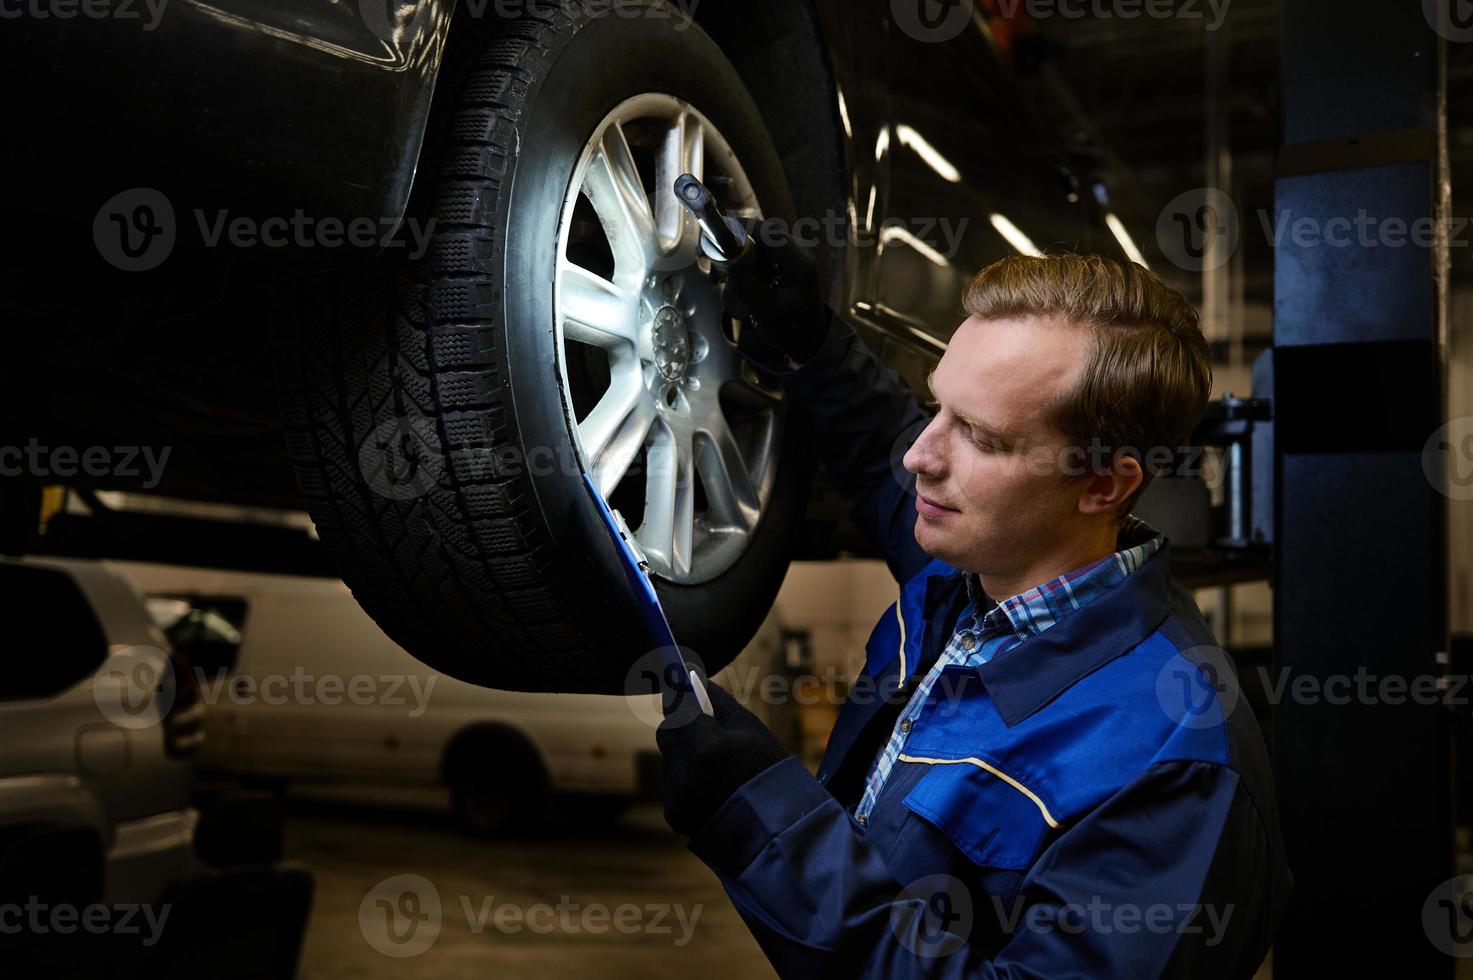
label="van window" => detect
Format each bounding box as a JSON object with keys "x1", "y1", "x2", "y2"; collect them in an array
[
  {"x1": 145, "y1": 595, "x2": 249, "y2": 677},
  {"x1": 0, "y1": 564, "x2": 108, "y2": 701}
]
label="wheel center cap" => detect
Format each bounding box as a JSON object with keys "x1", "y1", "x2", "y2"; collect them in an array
[{"x1": 652, "y1": 306, "x2": 691, "y2": 382}]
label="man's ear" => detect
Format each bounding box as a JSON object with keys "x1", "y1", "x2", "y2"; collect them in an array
[{"x1": 1077, "y1": 451, "x2": 1144, "y2": 518}]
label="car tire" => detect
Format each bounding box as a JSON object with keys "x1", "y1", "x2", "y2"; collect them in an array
[{"x1": 275, "y1": 0, "x2": 805, "y2": 693}]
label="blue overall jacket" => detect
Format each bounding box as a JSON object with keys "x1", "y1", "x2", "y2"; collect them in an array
[{"x1": 688, "y1": 318, "x2": 1293, "y2": 977}]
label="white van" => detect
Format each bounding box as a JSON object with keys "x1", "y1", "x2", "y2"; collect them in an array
[{"x1": 115, "y1": 563, "x2": 792, "y2": 834}]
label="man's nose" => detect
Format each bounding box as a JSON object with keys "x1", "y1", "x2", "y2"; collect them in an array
[{"x1": 903, "y1": 416, "x2": 946, "y2": 478}]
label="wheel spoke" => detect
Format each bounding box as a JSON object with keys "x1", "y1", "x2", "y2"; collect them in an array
[
  {"x1": 580, "y1": 368, "x2": 655, "y2": 495},
  {"x1": 583, "y1": 121, "x2": 656, "y2": 278},
  {"x1": 560, "y1": 261, "x2": 638, "y2": 350},
  {"x1": 655, "y1": 112, "x2": 705, "y2": 257},
  {"x1": 698, "y1": 413, "x2": 760, "y2": 532},
  {"x1": 642, "y1": 419, "x2": 696, "y2": 579}
]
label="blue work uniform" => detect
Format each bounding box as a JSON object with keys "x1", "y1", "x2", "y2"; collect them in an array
[{"x1": 686, "y1": 318, "x2": 1293, "y2": 977}]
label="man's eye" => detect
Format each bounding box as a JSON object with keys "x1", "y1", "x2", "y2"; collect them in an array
[{"x1": 964, "y1": 426, "x2": 996, "y2": 451}]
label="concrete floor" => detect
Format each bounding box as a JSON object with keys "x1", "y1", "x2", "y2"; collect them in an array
[{"x1": 286, "y1": 799, "x2": 775, "y2": 980}]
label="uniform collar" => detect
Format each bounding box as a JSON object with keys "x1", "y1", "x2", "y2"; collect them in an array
[
  {"x1": 973, "y1": 522, "x2": 1175, "y2": 726},
  {"x1": 965, "y1": 515, "x2": 1162, "y2": 638}
]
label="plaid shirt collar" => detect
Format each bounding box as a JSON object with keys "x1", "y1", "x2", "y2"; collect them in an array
[{"x1": 964, "y1": 515, "x2": 1164, "y2": 640}]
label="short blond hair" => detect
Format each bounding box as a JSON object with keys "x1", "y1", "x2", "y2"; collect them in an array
[{"x1": 962, "y1": 254, "x2": 1213, "y2": 523}]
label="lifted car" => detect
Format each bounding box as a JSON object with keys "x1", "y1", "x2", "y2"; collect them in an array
[{"x1": 2, "y1": 1, "x2": 1125, "y2": 692}]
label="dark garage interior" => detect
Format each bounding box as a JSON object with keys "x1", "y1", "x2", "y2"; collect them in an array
[{"x1": 1, "y1": 0, "x2": 1470, "y2": 977}]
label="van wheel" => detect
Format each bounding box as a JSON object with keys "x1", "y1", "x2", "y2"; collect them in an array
[
  {"x1": 445, "y1": 732, "x2": 549, "y2": 836},
  {"x1": 274, "y1": 0, "x2": 804, "y2": 694}
]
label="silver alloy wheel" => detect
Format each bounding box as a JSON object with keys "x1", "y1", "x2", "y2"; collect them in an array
[{"x1": 555, "y1": 94, "x2": 783, "y2": 586}]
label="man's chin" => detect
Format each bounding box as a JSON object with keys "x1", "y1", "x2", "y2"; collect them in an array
[{"x1": 912, "y1": 516, "x2": 955, "y2": 561}]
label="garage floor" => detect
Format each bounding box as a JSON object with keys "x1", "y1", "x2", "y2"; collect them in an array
[{"x1": 286, "y1": 800, "x2": 774, "y2": 979}]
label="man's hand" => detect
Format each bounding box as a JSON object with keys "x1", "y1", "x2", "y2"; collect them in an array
[
  {"x1": 720, "y1": 234, "x2": 832, "y2": 366},
  {"x1": 656, "y1": 680, "x2": 791, "y2": 837}
]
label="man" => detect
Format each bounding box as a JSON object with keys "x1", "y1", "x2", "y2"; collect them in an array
[{"x1": 656, "y1": 245, "x2": 1292, "y2": 978}]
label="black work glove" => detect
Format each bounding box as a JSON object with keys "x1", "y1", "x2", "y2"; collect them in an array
[
  {"x1": 719, "y1": 233, "x2": 832, "y2": 366},
  {"x1": 655, "y1": 680, "x2": 791, "y2": 837}
]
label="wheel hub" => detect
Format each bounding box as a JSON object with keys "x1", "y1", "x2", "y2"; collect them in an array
[{"x1": 652, "y1": 306, "x2": 692, "y2": 382}]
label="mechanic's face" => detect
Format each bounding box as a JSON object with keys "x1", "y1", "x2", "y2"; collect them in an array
[{"x1": 902, "y1": 315, "x2": 1096, "y2": 582}]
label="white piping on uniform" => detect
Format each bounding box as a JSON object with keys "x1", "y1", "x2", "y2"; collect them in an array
[
  {"x1": 897, "y1": 754, "x2": 1060, "y2": 828},
  {"x1": 896, "y1": 598, "x2": 907, "y2": 687}
]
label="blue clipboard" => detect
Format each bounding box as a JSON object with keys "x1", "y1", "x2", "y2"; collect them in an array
[{"x1": 583, "y1": 473, "x2": 714, "y2": 717}]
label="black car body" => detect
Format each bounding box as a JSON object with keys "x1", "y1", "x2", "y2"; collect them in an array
[{"x1": 2, "y1": 0, "x2": 1127, "y2": 690}]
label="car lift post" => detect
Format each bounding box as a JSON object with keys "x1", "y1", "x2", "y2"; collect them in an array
[{"x1": 1272, "y1": 1, "x2": 1453, "y2": 974}]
